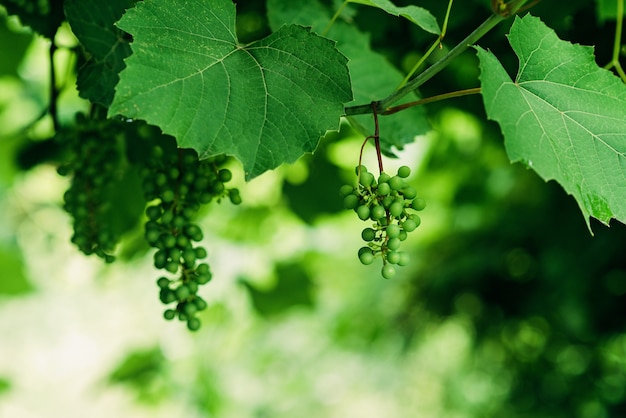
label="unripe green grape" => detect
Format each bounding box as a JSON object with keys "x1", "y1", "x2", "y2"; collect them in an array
[
  {"x1": 187, "y1": 280, "x2": 199, "y2": 293},
  {"x1": 356, "y1": 205, "x2": 370, "y2": 220},
  {"x1": 175, "y1": 285, "x2": 190, "y2": 300},
  {"x1": 216, "y1": 182, "x2": 228, "y2": 196},
  {"x1": 370, "y1": 205, "x2": 386, "y2": 220},
  {"x1": 382, "y1": 195, "x2": 394, "y2": 209},
  {"x1": 183, "y1": 301, "x2": 197, "y2": 316},
  {"x1": 387, "y1": 237, "x2": 401, "y2": 251},
  {"x1": 402, "y1": 187, "x2": 417, "y2": 199},
  {"x1": 402, "y1": 219, "x2": 418, "y2": 232},
  {"x1": 161, "y1": 210, "x2": 174, "y2": 225},
  {"x1": 182, "y1": 249, "x2": 196, "y2": 267},
  {"x1": 146, "y1": 205, "x2": 162, "y2": 220},
  {"x1": 378, "y1": 173, "x2": 391, "y2": 183},
  {"x1": 359, "y1": 172, "x2": 375, "y2": 188},
  {"x1": 159, "y1": 288, "x2": 176, "y2": 304},
  {"x1": 157, "y1": 276, "x2": 170, "y2": 288},
  {"x1": 218, "y1": 168, "x2": 232, "y2": 182},
  {"x1": 229, "y1": 189, "x2": 242, "y2": 205},
  {"x1": 389, "y1": 176, "x2": 404, "y2": 191},
  {"x1": 386, "y1": 224, "x2": 400, "y2": 238},
  {"x1": 185, "y1": 224, "x2": 203, "y2": 241},
  {"x1": 176, "y1": 235, "x2": 190, "y2": 249},
  {"x1": 197, "y1": 272, "x2": 212, "y2": 284},
  {"x1": 397, "y1": 165, "x2": 411, "y2": 178},
  {"x1": 194, "y1": 296, "x2": 208, "y2": 311},
  {"x1": 154, "y1": 250, "x2": 167, "y2": 269},
  {"x1": 412, "y1": 198, "x2": 426, "y2": 211},
  {"x1": 155, "y1": 172, "x2": 168, "y2": 187},
  {"x1": 343, "y1": 194, "x2": 359, "y2": 210},
  {"x1": 361, "y1": 227, "x2": 376, "y2": 241},
  {"x1": 381, "y1": 264, "x2": 396, "y2": 279},
  {"x1": 339, "y1": 184, "x2": 354, "y2": 197},
  {"x1": 187, "y1": 317, "x2": 201, "y2": 331},
  {"x1": 377, "y1": 182, "x2": 391, "y2": 196},
  {"x1": 197, "y1": 263, "x2": 210, "y2": 274},
  {"x1": 389, "y1": 202, "x2": 404, "y2": 218},
  {"x1": 355, "y1": 165, "x2": 368, "y2": 175},
  {"x1": 359, "y1": 249, "x2": 375, "y2": 265},
  {"x1": 386, "y1": 251, "x2": 401, "y2": 264},
  {"x1": 194, "y1": 246, "x2": 208, "y2": 259},
  {"x1": 161, "y1": 234, "x2": 177, "y2": 249},
  {"x1": 165, "y1": 260, "x2": 179, "y2": 274},
  {"x1": 168, "y1": 167, "x2": 180, "y2": 180},
  {"x1": 145, "y1": 228, "x2": 160, "y2": 245},
  {"x1": 408, "y1": 214, "x2": 421, "y2": 228},
  {"x1": 161, "y1": 189, "x2": 175, "y2": 203},
  {"x1": 163, "y1": 309, "x2": 176, "y2": 320},
  {"x1": 399, "y1": 230, "x2": 408, "y2": 241},
  {"x1": 173, "y1": 215, "x2": 186, "y2": 229}
]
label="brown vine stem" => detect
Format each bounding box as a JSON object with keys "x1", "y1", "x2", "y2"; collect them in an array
[
  {"x1": 382, "y1": 87, "x2": 481, "y2": 115},
  {"x1": 357, "y1": 102, "x2": 384, "y2": 183}
]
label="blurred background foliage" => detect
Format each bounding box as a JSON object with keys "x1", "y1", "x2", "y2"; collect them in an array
[{"x1": 0, "y1": 0, "x2": 625, "y2": 417}]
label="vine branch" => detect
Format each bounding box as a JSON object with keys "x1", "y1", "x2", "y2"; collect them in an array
[{"x1": 344, "y1": 0, "x2": 537, "y2": 117}]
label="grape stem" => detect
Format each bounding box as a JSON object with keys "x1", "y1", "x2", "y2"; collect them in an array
[{"x1": 356, "y1": 102, "x2": 384, "y2": 185}]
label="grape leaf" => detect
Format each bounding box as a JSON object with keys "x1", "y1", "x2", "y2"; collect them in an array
[
  {"x1": 65, "y1": 0, "x2": 133, "y2": 107},
  {"x1": 477, "y1": 14, "x2": 626, "y2": 228},
  {"x1": 349, "y1": 0, "x2": 440, "y2": 35},
  {"x1": 109, "y1": 0, "x2": 352, "y2": 179},
  {"x1": 267, "y1": 0, "x2": 430, "y2": 154}
]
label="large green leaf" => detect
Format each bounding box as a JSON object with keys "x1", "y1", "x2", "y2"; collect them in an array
[
  {"x1": 64, "y1": 0, "x2": 133, "y2": 107},
  {"x1": 267, "y1": 0, "x2": 430, "y2": 155},
  {"x1": 349, "y1": 0, "x2": 440, "y2": 34},
  {"x1": 109, "y1": 0, "x2": 352, "y2": 179},
  {"x1": 478, "y1": 14, "x2": 626, "y2": 228}
]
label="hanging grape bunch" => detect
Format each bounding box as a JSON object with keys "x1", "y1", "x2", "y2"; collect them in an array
[
  {"x1": 139, "y1": 137, "x2": 241, "y2": 331},
  {"x1": 340, "y1": 164, "x2": 425, "y2": 279},
  {"x1": 57, "y1": 114, "x2": 123, "y2": 263}
]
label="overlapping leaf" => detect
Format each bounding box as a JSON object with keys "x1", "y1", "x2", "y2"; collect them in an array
[
  {"x1": 109, "y1": 0, "x2": 352, "y2": 179},
  {"x1": 478, "y1": 14, "x2": 626, "y2": 227},
  {"x1": 65, "y1": 0, "x2": 133, "y2": 107},
  {"x1": 349, "y1": 0, "x2": 440, "y2": 34},
  {"x1": 267, "y1": 0, "x2": 431, "y2": 154}
]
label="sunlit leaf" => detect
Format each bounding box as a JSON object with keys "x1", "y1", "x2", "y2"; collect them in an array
[
  {"x1": 478, "y1": 14, "x2": 626, "y2": 228},
  {"x1": 109, "y1": 0, "x2": 352, "y2": 179}
]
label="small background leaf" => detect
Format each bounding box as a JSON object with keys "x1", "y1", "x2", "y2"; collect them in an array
[
  {"x1": 64, "y1": 0, "x2": 134, "y2": 107},
  {"x1": 0, "y1": 242, "x2": 33, "y2": 295},
  {"x1": 349, "y1": 0, "x2": 440, "y2": 35},
  {"x1": 478, "y1": 14, "x2": 626, "y2": 228},
  {"x1": 239, "y1": 262, "x2": 314, "y2": 318},
  {"x1": 109, "y1": 0, "x2": 352, "y2": 179}
]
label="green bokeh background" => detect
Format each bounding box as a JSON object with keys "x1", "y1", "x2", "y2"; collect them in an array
[{"x1": 1, "y1": 1, "x2": 625, "y2": 417}]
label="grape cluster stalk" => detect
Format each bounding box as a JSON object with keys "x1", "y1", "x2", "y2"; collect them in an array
[{"x1": 341, "y1": 165, "x2": 425, "y2": 279}]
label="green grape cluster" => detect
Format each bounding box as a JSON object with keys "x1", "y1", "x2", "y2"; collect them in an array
[
  {"x1": 140, "y1": 142, "x2": 241, "y2": 331},
  {"x1": 57, "y1": 115, "x2": 122, "y2": 263},
  {"x1": 340, "y1": 165, "x2": 425, "y2": 279}
]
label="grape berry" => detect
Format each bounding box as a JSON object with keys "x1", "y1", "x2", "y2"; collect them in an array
[{"x1": 341, "y1": 165, "x2": 425, "y2": 279}]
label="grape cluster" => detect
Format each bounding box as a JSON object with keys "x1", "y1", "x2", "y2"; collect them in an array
[
  {"x1": 57, "y1": 115, "x2": 122, "y2": 263},
  {"x1": 140, "y1": 141, "x2": 241, "y2": 331},
  {"x1": 340, "y1": 165, "x2": 425, "y2": 279}
]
